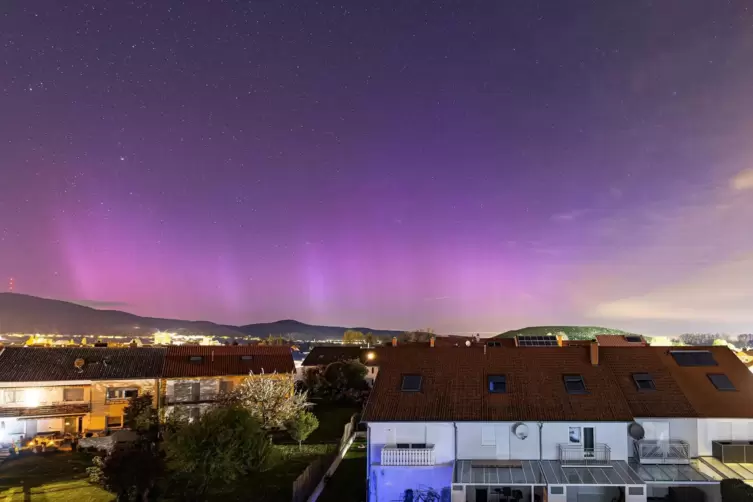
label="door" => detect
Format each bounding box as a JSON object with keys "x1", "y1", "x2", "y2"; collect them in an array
[
  {"x1": 583, "y1": 427, "x2": 594, "y2": 457},
  {"x1": 63, "y1": 417, "x2": 76, "y2": 435},
  {"x1": 475, "y1": 488, "x2": 488, "y2": 502}
]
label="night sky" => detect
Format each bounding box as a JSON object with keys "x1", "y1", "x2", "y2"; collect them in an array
[{"x1": 1, "y1": 1, "x2": 752, "y2": 335}]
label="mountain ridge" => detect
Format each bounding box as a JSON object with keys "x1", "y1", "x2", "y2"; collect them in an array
[{"x1": 0, "y1": 293, "x2": 404, "y2": 340}]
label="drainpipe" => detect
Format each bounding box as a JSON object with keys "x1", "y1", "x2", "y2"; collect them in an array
[
  {"x1": 537, "y1": 422, "x2": 544, "y2": 486},
  {"x1": 454, "y1": 422, "x2": 458, "y2": 482}
]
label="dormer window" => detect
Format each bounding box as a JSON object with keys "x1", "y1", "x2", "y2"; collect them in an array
[
  {"x1": 632, "y1": 373, "x2": 656, "y2": 391},
  {"x1": 488, "y1": 375, "x2": 506, "y2": 393},
  {"x1": 564, "y1": 375, "x2": 587, "y2": 394},
  {"x1": 189, "y1": 356, "x2": 203, "y2": 363},
  {"x1": 401, "y1": 375, "x2": 422, "y2": 392}
]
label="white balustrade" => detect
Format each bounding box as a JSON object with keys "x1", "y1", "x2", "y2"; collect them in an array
[{"x1": 381, "y1": 445, "x2": 436, "y2": 466}]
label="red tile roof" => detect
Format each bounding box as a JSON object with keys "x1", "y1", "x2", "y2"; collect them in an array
[
  {"x1": 362, "y1": 345, "x2": 753, "y2": 423},
  {"x1": 651, "y1": 346, "x2": 753, "y2": 418},
  {"x1": 362, "y1": 346, "x2": 635, "y2": 422},
  {"x1": 162, "y1": 346, "x2": 294, "y2": 378}
]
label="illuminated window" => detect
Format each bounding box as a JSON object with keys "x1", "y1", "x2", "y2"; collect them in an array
[
  {"x1": 107, "y1": 388, "x2": 138, "y2": 399},
  {"x1": 106, "y1": 415, "x2": 123, "y2": 428},
  {"x1": 3, "y1": 389, "x2": 24, "y2": 404}
]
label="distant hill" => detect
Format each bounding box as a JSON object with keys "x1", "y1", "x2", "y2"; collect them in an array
[
  {"x1": 496, "y1": 325, "x2": 634, "y2": 341},
  {"x1": 0, "y1": 293, "x2": 403, "y2": 341},
  {"x1": 237, "y1": 320, "x2": 403, "y2": 340}
]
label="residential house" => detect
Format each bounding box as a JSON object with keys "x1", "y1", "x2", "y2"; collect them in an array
[
  {"x1": 362, "y1": 341, "x2": 753, "y2": 502},
  {"x1": 160, "y1": 345, "x2": 295, "y2": 419},
  {"x1": 302, "y1": 346, "x2": 383, "y2": 384},
  {"x1": 0, "y1": 347, "x2": 166, "y2": 441}
]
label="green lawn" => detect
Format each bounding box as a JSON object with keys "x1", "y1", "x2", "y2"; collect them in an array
[
  {"x1": 317, "y1": 439, "x2": 367, "y2": 502},
  {"x1": 307, "y1": 403, "x2": 361, "y2": 444},
  {"x1": 0, "y1": 452, "x2": 115, "y2": 502}
]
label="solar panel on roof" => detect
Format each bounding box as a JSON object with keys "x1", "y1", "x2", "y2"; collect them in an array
[
  {"x1": 670, "y1": 350, "x2": 717, "y2": 367},
  {"x1": 517, "y1": 335, "x2": 558, "y2": 347}
]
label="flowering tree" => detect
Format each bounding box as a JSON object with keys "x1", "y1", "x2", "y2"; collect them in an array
[{"x1": 223, "y1": 373, "x2": 311, "y2": 429}]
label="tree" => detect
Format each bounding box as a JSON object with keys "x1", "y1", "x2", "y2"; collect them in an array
[
  {"x1": 123, "y1": 393, "x2": 158, "y2": 436},
  {"x1": 343, "y1": 330, "x2": 364, "y2": 344},
  {"x1": 286, "y1": 411, "x2": 319, "y2": 450},
  {"x1": 364, "y1": 332, "x2": 375, "y2": 346},
  {"x1": 223, "y1": 373, "x2": 310, "y2": 429},
  {"x1": 164, "y1": 405, "x2": 277, "y2": 499},
  {"x1": 87, "y1": 442, "x2": 162, "y2": 502}
]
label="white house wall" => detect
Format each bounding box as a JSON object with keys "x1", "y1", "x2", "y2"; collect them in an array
[
  {"x1": 368, "y1": 422, "x2": 455, "y2": 464},
  {"x1": 456, "y1": 422, "x2": 629, "y2": 461},
  {"x1": 635, "y1": 418, "x2": 753, "y2": 457}
]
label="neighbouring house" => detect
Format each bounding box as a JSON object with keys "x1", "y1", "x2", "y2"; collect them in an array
[
  {"x1": 361, "y1": 342, "x2": 753, "y2": 502},
  {"x1": 160, "y1": 345, "x2": 295, "y2": 420},
  {"x1": 0, "y1": 347, "x2": 166, "y2": 440}
]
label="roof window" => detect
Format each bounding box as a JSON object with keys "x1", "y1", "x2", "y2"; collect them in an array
[
  {"x1": 401, "y1": 375, "x2": 422, "y2": 392},
  {"x1": 564, "y1": 375, "x2": 587, "y2": 394},
  {"x1": 670, "y1": 350, "x2": 717, "y2": 367},
  {"x1": 486, "y1": 341, "x2": 502, "y2": 347},
  {"x1": 241, "y1": 355, "x2": 253, "y2": 361},
  {"x1": 189, "y1": 356, "x2": 203, "y2": 363},
  {"x1": 624, "y1": 335, "x2": 643, "y2": 343},
  {"x1": 707, "y1": 373, "x2": 735, "y2": 391},
  {"x1": 488, "y1": 375, "x2": 506, "y2": 393},
  {"x1": 632, "y1": 373, "x2": 656, "y2": 391}
]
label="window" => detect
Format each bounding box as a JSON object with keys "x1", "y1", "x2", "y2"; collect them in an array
[
  {"x1": 708, "y1": 373, "x2": 736, "y2": 391},
  {"x1": 625, "y1": 335, "x2": 643, "y2": 343},
  {"x1": 189, "y1": 356, "x2": 203, "y2": 363},
  {"x1": 3, "y1": 389, "x2": 24, "y2": 404},
  {"x1": 628, "y1": 487, "x2": 644, "y2": 496},
  {"x1": 569, "y1": 427, "x2": 581, "y2": 443},
  {"x1": 174, "y1": 382, "x2": 201, "y2": 401},
  {"x1": 550, "y1": 487, "x2": 565, "y2": 495},
  {"x1": 632, "y1": 373, "x2": 656, "y2": 391},
  {"x1": 219, "y1": 380, "x2": 234, "y2": 394},
  {"x1": 240, "y1": 355, "x2": 253, "y2": 361},
  {"x1": 106, "y1": 388, "x2": 138, "y2": 400},
  {"x1": 401, "y1": 375, "x2": 422, "y2": 392},
  {"x1": 481, "y1": 425, "x2": 496, "y2": 446},
  {"x1": 106, "y1": 415, "x2": 123, "y2": 428},
  {"x1": 564, "y1": 375, "x2": 587, "y2": 394},
  {"x1": 63, "y1": 388, "x2": 85, "y2": 402},
  {"x1": 488, "y1": 375, "x2": 507, "y2": 393},
  {"x1": 190, "y1": 407, "x2": 201, "y2": 421},
  {"x1": 670, "y1": 350, "x2": 717, "y2": 367}
]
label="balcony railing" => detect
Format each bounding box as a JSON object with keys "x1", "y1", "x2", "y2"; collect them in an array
[
  {"x1": 635, "y1": 439, "x2": 690, "y2": 464},
  {"x1": 381, "y1": 444, "x2": 436, "y2": 466},
  {"x1": 558, "y1": 443, "x2": 611, "y2": 466},
  {"x1": 0, "y1": 403, "x2": 91, "y2": 419},
  {"x1": 712, "y1": 441, "x2": 753, "y2": 463}
]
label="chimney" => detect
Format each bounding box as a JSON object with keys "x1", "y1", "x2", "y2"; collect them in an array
[
  {"x1": 590, "y1": 341, "x2": 599, "y2": 365},
  {"x1": 556, "y1": 334, "x2": 564, "y2": 347},
  {"x1": 392, "y1": 336, "x2": 397, "y2": 347},
  {"x1": 429, "y1": 336, "x2": 435, "y2": 348}
]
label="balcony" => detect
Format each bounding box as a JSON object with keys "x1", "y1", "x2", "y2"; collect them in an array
[
  {"x1": 712, "y1": 441, "x2": 753, "y2": 463},
  {"x1": 635, "y1": 439, "x2": 690, "y2": 464},
  {"x1": 0, "y1": 403, "x2": 91, "y2": 419},
  {"x1": 558, "y1": 443, "x2": 611, "y2": 467},
  {"x1": 381, "y1": 444, "x2": 436, "y2": 466}
]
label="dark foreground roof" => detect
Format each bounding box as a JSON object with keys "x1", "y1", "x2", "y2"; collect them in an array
[
  {"x1": 0, "y1": 347, "x2": 166, "y2": 382},
  {"x1": 162, "y1": 345, "x2": 294, "y2": 377}
]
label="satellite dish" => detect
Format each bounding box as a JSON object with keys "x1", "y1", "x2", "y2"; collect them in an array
[
  {"x1": 465, "y1": 340, "x2": 471, "y2": 347},
  {"x1": 628, "y1": 422, "x2": 645, "y2": 440},
  {"x1": 513, "y1": 422, "x2": 529, "y2": 440},
  {"x1": 73, "y1": 358, "x2": 85, "y2": 372}
]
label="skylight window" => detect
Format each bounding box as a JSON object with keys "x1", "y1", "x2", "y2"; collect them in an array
[
  {"x1": 189, "y1": 356, "x2": 203, "y2": 363},
  {"x1": 670, "y1": 351, "x2": 717, "y2": 367},
  {"x1": 241, "y1": 355, "x2": 253, "y2": 361},
  {"x1": 632, "y1": 373, "x2": 656, "y2": 391},
  {"x1": 624, "y1": 335, "x2": 643, "y2": 343},
  {"x1": 488, "y1": 375, "x2": 506, "y2": 393},
  {"x1": 708, "y1": 373, "x2": 735, "y2": 391},
  {"x1": 401, "y1": 375, "x2": 422, "y2": 392},
  {"x1": 564, "y1": 375, "x2": 587, "y2": 394}
]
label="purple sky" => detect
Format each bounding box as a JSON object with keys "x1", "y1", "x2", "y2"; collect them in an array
[{"x1": 1, "y1": 1, "x2": 752, "y2": 335}]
